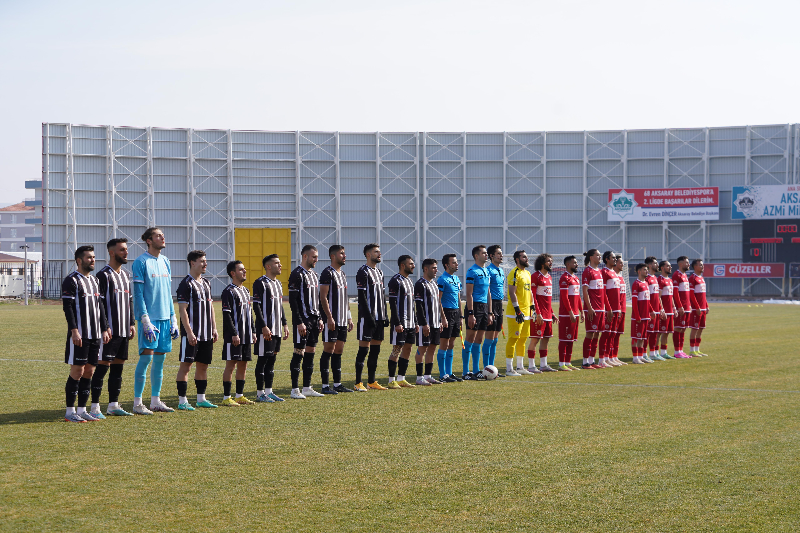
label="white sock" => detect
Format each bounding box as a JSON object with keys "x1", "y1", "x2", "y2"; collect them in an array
[
  {"x1": 397, "y1": 375, "x2": 405, "y2": 382},
  {"x1": 151, "y1": 396, "x2": 161, "y2": 406},
  {"x1": 257, "y1": 389, "x2": 265, "y2": 396},
  {"x1": 516, "y1": 356, "x2": 524, "y2": 368},
  {"x1": 235, "y1": 393, "x2": 243, "y2": 398},
  {"x1": 178, "y1": 396, "x2": 187, "y2": 404},
  {"x1": 291, "y1": 388, "x2": 300, "y2": 394},
  {"x1": 77, "y1": 406, "x2": 86, "y2": 414},
  {"x1": 108, "y1": 401, "x2": 119, "y2": 410},
  {"x1": 332, "y1": 383, "x2": 340, "y2": 388},
  {"x1": 197, "y1": 393, "x2": 206, "y2": 403},
  {"x1": 540, "y1": 356, "x2": 548, "y2": 368},
  {"x1": 66, "y1": 406, "x2": 76, "y2": 415},
  {"x1": 424, "y1": 374, "x2": 431, "y2": 379},
  {"x1": 387, "y1": 376, "x2": 395, "y2": 383},
  {"x1": 506, "y1": 359, "x2": 514, "y2": 371},
  {"x1": 302, "y1": 386, "x2": 313, "y2": 392},
  {"x1": 223, "y1": 395, "x2": 231, "y2": 400},
  {"x1": 90, "y1": 402, "x2": 100, "y2": 413},
  {"x1": 133, "y1": 397, "x2": 142, "y2": 407},
  {"x1": 265, "y1": 388, "x2": 272, "y2": 395}
]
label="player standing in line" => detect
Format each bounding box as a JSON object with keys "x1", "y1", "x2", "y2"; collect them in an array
[
  {"x1": 688, "y1": 259, "x2": 709, "y2": 356},
  {"x1": 484, "y1": 245, "x2": 505, "y2": 370},
  {"x1": 437, "y1": 254, "x2": 463, "y2": 382},
  {"x1": 528, "y1": 253, "x2": 558, "y2": 372},
  {"x1": 131, "y1": 227, "x2": 179, "y2": 414},
  {"x1": 644, "y1": 257, "x2": 667, "y2": 362},
  {"x1": 610, "y1": 253, "x2": 628, "y2": 365},
  {"x1": 656, "y1": 261, "x2": 676, "y2": 360},
  {"x1": 355, "y1": 244, "x2": 390, "y2": 391},
  {"x1": 318, "y1": 245, "x2": 354, "y2": 394},
  {"x1": 252, "y1": 254, "x2": 290, "y2": 403},
  {"x1": 288, "y1": 245, "x2": 326, "y2": 399},
  {"x1": 175, "y1": 250, "x2": 219, "y2": 410},
  {"x1": 671, "y1": 256, "x2": 692, "y2": 358},
  {"x1": 463, "y1": 245, "x2": 494, "y2": 380},
  {"x1": 557, "y1": 256, "x2": 583, "y2": 370},
  {"x1": 62, "y1": 246, "x2": 111, "y2": 422},
  {"x1": 220, "y1": 261, "x2": 256, "y2": 406},
  {"x1": 387, "y1": 255, "x2": 425, "y2": 387},
  {"x1": 581, "y1": 249, "x2": 612, "y2": 369},
  {"x1": 598, "y1": 251, "x2": 623, "y2": 367},
  {"x1": 504, "y1": 251, "x2": 534, "y2": 375},
  {"x1": 415, "y1": 258, "x2": 448, "y2": 384},
  {"x1": 92, "y1": 238, "x2": 135, "y2": 417},
  {"x1": 630, "y1": 263, "x2": 651, "y2": 364}
]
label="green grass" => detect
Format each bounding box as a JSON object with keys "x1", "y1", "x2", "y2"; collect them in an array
[{"x1": 0, "y1": 301, "x2": 799, "y2": 532}]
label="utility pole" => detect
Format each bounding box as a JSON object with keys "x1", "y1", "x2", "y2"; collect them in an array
[{"x1": 19, "y1": 244, "x2": 29, "y2": 305}]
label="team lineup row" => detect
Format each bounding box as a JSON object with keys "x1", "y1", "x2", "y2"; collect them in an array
[{"x1": 60, "y1": 227, "x2": 710, "y2": 422}]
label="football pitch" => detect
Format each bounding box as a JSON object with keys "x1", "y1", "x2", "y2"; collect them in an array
[{"x1": 1, "y1": 302, "x2": 798, "y2": 532}]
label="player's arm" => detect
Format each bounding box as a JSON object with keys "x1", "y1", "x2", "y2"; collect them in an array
[
  {"x1": 252, "y1": 280, "x2": 267, "y2": 332},
  {"x1": 388, "y1": 279, "x2": 401, "y2": 331},
  {"x1": 672, "y1": 279, "x2": 684, "y2": 316},
  {"x1": 437, "y1": 289, "x2": 449, "y2": 328},
  {"x1": 414, "y1": 291, "x2": 429, "y2": 335},
  {"x1": 356, "y1": 269, "x2": 376, "y2": 328},
  {"x1": 221, "y1": 290, "x2": 239, "y2": 346},
  {"x1": 62, "y1": 277, "x2": 82, "y2": 346},
  {"x1": 507, "y1": 274, "x2": 524, "y2": 324},
  {"x1": 603, "y1": 288, "x2": 612, "y2": 320},
  {"x1": 465, "y1": 279, "x2": 476, "y2": 328},
  {"x1": 485, "y1": 282, "x2": 493, "y2": 324},
  {"x1": 688, "y1": 279, "x2": 700, "y2": 314},
  {"x1": 178, "y1": 303, "x2": 195, "y2": 344},
  {"x1": 632, "y1": 290, "x2": 640, "y2": 322},
  {"x1": 319, "y1": 284, "x2": 334, "y2": 331},
  {"x1": 582, "y1": 283, "x2": 594, "y2": 319}
]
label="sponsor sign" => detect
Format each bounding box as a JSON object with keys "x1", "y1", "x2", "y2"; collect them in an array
[
  {"x1": 731, "y1": 184, "x2": 800, "y2": 220},
  {"x1": 607, "y1": 188, "x2": 719, "y2": 221},
  {"x1": 703, "y1": 263, "x2": 785, "y2": 278},
  {"x1": 789, "y1": 263, "x2": 800, "y2": 279}
]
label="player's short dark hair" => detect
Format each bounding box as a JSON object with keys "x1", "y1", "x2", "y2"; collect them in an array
[
  {"x1": 487, "y1": 245, "x2": 501, "y2": 257},
  {"x1": 645, "y1": 256, "x2": 658, "y2": 266},
  {"x1": 676, "y1": 255, "x2": 689, "y2": 264},
  {"x1": 442, "y1": 253, "x2": 456, "y2": 266},
  {"x1": 227, "y1": 260, "x2": 243, "y2": 277},
  {"x1": 141, "y1": 227, "x2": 161, "y2": 243},
  {"x1": 422, "y1": 258, "x2": 437, "y2": 269},
  {"x1": 75, "y1": 245, "x2": 94, "y2": 261},
  {"x1": 106, "y1": 238, "x2": 128, "y2": 250},
  {"x1": 602, "y1": 251, "x2": 616, "y2": 263},
  {"x1": 583, "y1": 249, "x2": 599, "y2": 266},
  {"x1": 471, "y1": 245, "x2": 486, "y2": 258},
  {"x1": 363, "y1": 243, "x2": 379, "y2": 255},
  {"x1": 262, "y1": 254, "x2": 279, "y2": 267},
  {"x1": 635, "y1": 263, "x2": 647, "y2": 273},
  {"x1": 691, "y1": 259, "x2": 703, "y2": 268},
  {"x1": 301, "y1": 245, "x2": 317, "y2": 256},
  {"x1": 328, "y1": 244, "x2": 344, "y2": 257},
  {"x1": 615, "y1": 253, "x2": 623, "y2": 260},
  {"x1": 658, "y1": 260, "x2": 669, "y2": 270},
  {"x1": 534, "y1": 253, "x2": 552, "y2": 271},
  {"x1": 397, "y1": 254, "x2": 412, "y2": 267},
  {"x1": 187, "y1": 250, "x2": 206, "y2": 264},
  {"x1": 513, "y1": 250, "x2": 526, "y2": 263},
  {"x1": 564, "y1": 255, "x2": 576, "y2": 266}
]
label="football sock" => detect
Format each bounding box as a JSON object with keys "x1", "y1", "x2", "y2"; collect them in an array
[
  {"x1": 331, "y1": 353, "x2": 342, "y2": 384},
  {"x1": 471, "y1": 342, "x2": 481, "y2": 373},
  {"x1": 425, "y1": 362, "x2": 433, "y2": 376},
  {"x1": 367, "y1": 345, "x2": 380, "y2": 383},
  {"x1": 290, "y1": 352, "x2": 303, "y2": 389},
  {"x1": 527, "y1": 349, "x2": 536, "y2": 369},
  {"x1": 66, "y1": 376, "x2": 79, "y2": 407},
  {"x1": 539, "y1": 350, "x2": 548, "y2": 367},
  {"x1": 319, "y1": 351, "x2": 332, "y2": 385},
  {"x1": 566, "y1": 342, "x2": 574, "y2": 364},
  {"x1": 490, "y1": 338, "x2": 499, "y2": 366},
  {"x1": 355, "y1": 346, "x2": 367, "y2": 383},
  {"x1": 398, "y1": 357, "x2": 409, "y2": 378},
  {"x1": 516, "y1": 355, "x2": 525, "y2": 369},
  {"x1": 176, "y1": 380, "x2": 188, "y2": 399},
  {"x1": 195, "y1": 379, "x2": 207, "y2": 395},
  {"x1": 558, "y1": 341, "x2": 568, "y2": 363},
  {"x1": 583, "y1": 337, "x2": 591, "y2": 359},
  {"x1": 133, "y1": 352, "x2": 152, "y2": 398},
  {"x1": 235, "y1": 379, "x2": 245, "y2": 396},
  {"x1": 255, "y1": 357, "x2": 266, "y2": 390},
  {"x1": 78, "y1": 377, "x2": 91, "y2": 408},
  {"x1": 445, "y1": 349, "x2": 454, "y2": 376},
  {"x1": 223, "y1": 380, "x2": 232, "y2": 399},
  {"x1": 388, "y1": 359, "x2": 397, "y2": 379},
  {"x1": 481, "y1": 341, "x2": 491, "y2": 369},
  {"x1": 462, "y1": 342, "x2": 472, "y2": 374},
  {"x1": 151, "y1": 353, "x2": 165, "y2": 397},
  {"x1": 590, "y1": 337, "x2": 599, "y2": 359},
  {"x1": 416, "y1": 362, "x2": 424, "y2": 377},
  {"x1": 599, "y1": 332, "x2": 610, "y2": 358},
  {"x1": 673, "y1": 332, "x2": 681, "y2": 351},
  {"x1": 108, "y1": 363, "x2": 123, "y2": 403},
  {"x1": 302, "y1": 351, "x2": 315, "y2": 388},
  {"x1": 90, "y1": 364, "x2": 109, "y2": 404},
  {"x1": 506, "y1": 358, "x2": 514, "y2": 372},
  {"x1": 437, "y1": 349, "x2": 446, "y2": 377}
]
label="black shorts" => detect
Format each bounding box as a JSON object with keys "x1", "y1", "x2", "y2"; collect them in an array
[
  {"x1": 99, "y1": 335, "x2": 129, "y2": 362},
  {"x1": 417, "y1": 327, "x2": 441, "y2": 347},
  {"x1": 489, "y1": 299, "x2": 503, "y2": 331},
  {"x1": 389, "y1": 327, "x2": 415, "y2": 346},
  {"x1": 65, "y1": 336, "x2": 100, "y2": 366},
  {"x1": 293, "y1": 321, "x2": 320, "y2": 349},
  {"x1": 440, "y1": 308, "x2": 462, "y2": 339},
  {"x1": 222, "y1": 342, "x2": 252, "y2": 362},
  {"x1": 357, "y1": 316, "x2": 385, "y2": 342},
  {"x1": 256, "y1": 334, "x2": 282, "y2": 357},
  {"x1": 322, "y1": 325, "x2": 348, "y2": 344},
  {"x1": 466, "y1": 302, "x2": 490, "y2": 331},
  {"x1": 180, "y1": 338, "x2": 214, "y2": 365}
]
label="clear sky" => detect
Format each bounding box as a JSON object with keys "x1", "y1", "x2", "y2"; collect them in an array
[{"x1": 1, "y1": 0, "x2": 798, "y2": 201}]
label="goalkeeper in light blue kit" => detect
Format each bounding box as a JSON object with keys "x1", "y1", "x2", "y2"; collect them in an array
[{"x1": 131, "y1": 227, "x2": 179, "y2": 414}]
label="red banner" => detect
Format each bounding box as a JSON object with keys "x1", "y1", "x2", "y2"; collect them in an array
[{"x1": 704, "y1": 263, "x2": 785, "y2": 278}]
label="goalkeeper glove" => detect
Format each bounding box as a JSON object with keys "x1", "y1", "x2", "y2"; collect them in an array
[
  {"x1": 140, "y1": 314, "x2": 158, "y2": 343},
  {"x1": 513, "y1": 306, "x2": 524, "y2": 324},
  {"x1": 170, "y1": 315, "x2": 180, "y2": 340}
]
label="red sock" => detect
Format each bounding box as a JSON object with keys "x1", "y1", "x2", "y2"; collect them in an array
[
  {"x1": 660, "y1": 344, "x2": 667, "y2": 352},
  {"x1": 582, "y1": 337, "x2": 591, "y2": 358},
  {"x1": 680, "y1": 331, "x2": 686, "y2": 351},
  {"x1": 527, "y1": 349, "x2": 536, "y2": 365},
  {"x1": 648, "y1": 331, "x2": 658, "y2": 353},
  {"x1": 539, "y1": 349, "x2": 547, "y2": 363},
  {"x1": 598, "y1": 332, "x2": 610, "y2": 357},
  {"x1": 566, "y1": 342, "x2": 573, "y2": 363},
  {"x1": 673, "y1": 332, "x2": 681, "y2": 351},
  {"x1": 613, "y1": 332, "x2": 621, "y2": 357},
  {"x1": 558, "y1": 341, "x2": 568, "y2": 362},
  {"x1": 590, "y1": 337, "x2": 599, "y2": 358},
  {"x1": 696, "y1": 336, "x2": 702, "y2": 350}
]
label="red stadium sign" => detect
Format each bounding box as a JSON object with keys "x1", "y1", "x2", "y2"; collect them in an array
[{"x1": 704, "y1": 263, "x2": 785, "y2": 278}]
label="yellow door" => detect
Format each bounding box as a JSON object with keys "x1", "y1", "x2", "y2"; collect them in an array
[{"x1": 234, "y1": 228, "x2": 292, "y2": 294}]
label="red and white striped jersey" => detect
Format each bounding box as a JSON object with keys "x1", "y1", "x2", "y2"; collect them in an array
[
  {"x1": 602, "y1": 267, "x2": 622, "y2": 312},
  {"x1": 617, "y1": 271, "x2": 627, "y2": 312},
  {"x1": 646, "y1": 273, "x2": 662, "y2": 313},
  {"x1": 581, "y1": 266, "x2": 606, "y2": 311},
  {"x1": 672, "y1": 270, "x2": 691, "y2": 311},
  {"x1": 631, "y1": 279, "x2": 650, "y2": 321},
  {"x1": 657, "y1": 275, "x2": 675, "y2": 314},
  {"x1": 531, "y1": 271, "x2": 553, "y2": 321},
  {"x1": 558, "y1": 272, "x2": 582, "y2": 317},
  {"x1": 688, "y1": 273, "x2": 708, "y2": 311}
]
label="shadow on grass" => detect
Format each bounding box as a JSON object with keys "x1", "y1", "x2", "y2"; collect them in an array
[{"x1": 0, "y1": 409, "x2": 68, "y2": 425}]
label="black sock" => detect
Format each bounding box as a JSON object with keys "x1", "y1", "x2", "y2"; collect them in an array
[
  {"x1": 78, "y1": 377, "x2": 91, "y2": 408},
  {"x1": 332, "y1": 353, "x2": 342, "y2": 383},
  {"x1": 108, "y1": 364, "x2": 123, "y2": 403},
  {"x1": 425, "y1": 362, "x2": 433, "y2": 376},
  {"x1": 66, "y1": 376, "x2": 79, "y2": 407},
  {"x1": 264, "y1": 354, "x2": 276, "y2": 388},
  {"x1": 416, "y1": 362, "x2": 424, "y2": 377},
  {"x1": 223, "y1": 380, "x2": 232, "y2": 396},
  {"x1": 302, "y1": 351, "x2": 315, "y2": 388},
  {"x1": 255, "y1": 357, "x2": 266, "y2": 390},
  {"x1": 388, "y1": 359, "x2": 397, "y2": 378},
  {"x1": 368, "y1": 345, "x2": 381, "y2": 383},
  {"x1": 355, "y1": 346, "x2": 368, "y2": 383},
  {"x1": 320, "y1": 351, "x2": 332, "y2": 385},
  {"x1": 90, "y1": 364, "x2": 109, "y2": 404},
  {"x1": 177, "y1": 380, "x2": 188, "y2": 397},
  {"x1": 290, "y1": 352, "x2": 303, "y2": 389},
  {"x1": 236, "y1": 379, "x2": 245, "y2": 395},
  {"x1": 398, "y1": 357, "x2": 409, "y2": 377},
  {"x1": 195, "y1": 379, "x2": 208, "y2": 395}
]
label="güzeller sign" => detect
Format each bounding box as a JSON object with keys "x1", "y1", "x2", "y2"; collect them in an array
[{"x1": 704, "y1": 263, "x2": 785, "y2": 278}]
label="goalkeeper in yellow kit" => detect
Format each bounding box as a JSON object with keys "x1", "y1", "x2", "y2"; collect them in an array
[{"x1": 504, "y1": 250, "x2": 535, "y2": 375}]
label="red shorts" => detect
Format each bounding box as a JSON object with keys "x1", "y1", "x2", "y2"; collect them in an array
[
  {"x1": 674, "y1": 312, "x2": 688, "y2": 329},
  {"x1": 659, "y1": 314, "x2": 674, "y2": 333},
  {"x1": 631, "y1": 318, "x2": 649, "y2": 340},
  {"x1": 558, "y1": 316, "x2": 580, "y2": 342},
  {"x1": 583, "y1": 310, "x2": 605, "y2": 333},
  {"x1": 616, "y1": 312, "x2": 626, "y2": 334},
  {"x1": 646, "y1": 316, "x2": 657, "y2": 332},
  {"x1": 603, "y1": 312, "x2": 619, "y2": 333},
  {"x1": 531, "y1": 320, "x2": 553, "y2": 339},
  {"x1": 690, "y1": 310, "x2": 707, "y2": 329}
]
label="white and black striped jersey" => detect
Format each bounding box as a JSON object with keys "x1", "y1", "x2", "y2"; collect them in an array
[
  {"x1": 388, "y1": 273, "x2": 415, "y2": 329},
  {"x1": 288, "y1": 266, "x2": 320, "y2": 321},
  {"x1": 96, "y1": 265, "x2": 133, "y2": 338},
  {"x1": 320, "y1": 266, "x2": 351, "y2": 327},
  {"x1": 176, "y1": 275, "x2": 214, "y2": 341},
  {"x1": 62, "y1": 271, "x2": 105, "y2": 339},
  {"x1": 221, "y1": 283, "x2": 254, "y2": 342},
  {"x1": 356, "y1": 264, "x2": 387, "y2": 321},
  {"x1": 415, "y1": 277, "x2": 442, "y2": 328},
  {"x1": 253, "y1": 275, "x2": 286, "y2": 333}
]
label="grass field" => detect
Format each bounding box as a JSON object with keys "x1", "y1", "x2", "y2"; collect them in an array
[{"x1": 1, "y1": 301, "x2": 798, "y2": 532}]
